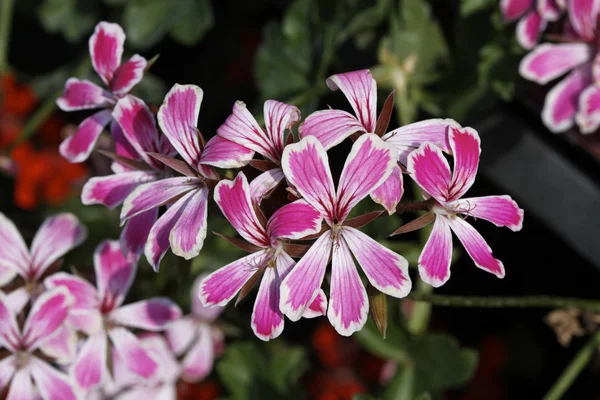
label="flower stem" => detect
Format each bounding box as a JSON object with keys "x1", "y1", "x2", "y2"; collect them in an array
[
  {"x1": 408, "y1": 280, "x2": 432, "y2": 335},
  {"x1": 543, "y1": 330, "x2": 600, "y2": 400},
  {"x1": 0, "y1": 0, "x2": 15, "y2": 74},
  {"x1": 395, "y1": 198, "x2": 435, "y2": 214},
  {"x1": 408, "y1": 293, "x2": 600, "y2": 312}
]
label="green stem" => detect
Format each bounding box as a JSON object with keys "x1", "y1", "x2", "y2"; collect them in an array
[
  {"x1": 409, "y1": 293, "x2": 600, "y2": 312},
  {"x1": 0, "y1": 0, "x2": 15, "y2": 74},
  {"x1": 408, "y1": 281, "x2": 432, "y2": 335},
  {"x1": 543, "y1": 330, "x2": 600, "y2": 400}
]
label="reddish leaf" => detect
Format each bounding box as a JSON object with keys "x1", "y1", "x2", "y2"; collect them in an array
[
  {"x1": 250, "y1": 159, "x2": 278, "y2": 172},
  {"x1": 344, "y1": 211, "x2": 383, "y2": 229},
  {"x1": 97, "y1": 150, "x2": 151, "y2": 171},
  {"x1": 236, "y1": 267, "x2": 265, "y2": 306},
  {"x1": 390, "y1": 212, "x2": 435, "y2": 236},
  {"x1": 282, "y1": 243, "x2": 311, "y2": 258},
  {"x1": 147, "y1": 152, "x2": 196, "y2": 177},
  {"x1": 213, "y1": 232, "x2": 262, "y2": 253},
  {"x1": 375, "y1": 90, "x2": 395, "y2": 136}
]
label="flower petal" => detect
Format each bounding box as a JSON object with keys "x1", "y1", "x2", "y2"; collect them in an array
[
  {"x1": 568, "y1": 0, "x2": 600, "y2": 41},
  {"x1": 249, "y1": 168, "x2": 285, "y2": 205},
  {"x1": 327, "y1": 69, "x2": 377, "y2": 133},
  {"x1": 89, "y1": 21, "x2": 124, "y2": 85},
  {"x1": 0, "y1": 355, "x2": 16, "y2": 390},
  {"x1": 0, "y1": 291, "x2": 20, "y2": 351},
  {"x1": 281, "y1": 136, "x2": 336, "y2": 225},
  {"x1": 157, "y1": 84, "x2": 203, "y2": 168},
  {"x1": 181, "y1": 323, "x2": 214, "y2": 382},
  {"x1": 0, "y1": 266, "x2": 16, "y2": 288},
  {"x1": 67, "y1": 309, "x2": 103, "y2": 335},
  {"x1": 542, "y1": 66, "x2": 592, "y2": 133},
  {"x1": 59, "y1": 109, "x2": 112, "y2": 163},
  {"x1": 199, "y1": 135, "x2": 254, "y2": 169},
  {"x1": 56, "y1": 78, "x2": 113, "y2": 111},
  {"x1": 516, "y1": 10, "x2": 546, "y2": 50},
  {"x1": 447, "y1": 217, "x2": 505, "y2": 278},
  {"x1": 251, "y1": 266, "x2": 285, "y2": 341},
  {"x1": 82, "y1": 171, "x2": 157, "y2": 209},
  {"x1": 94, "y1": 240, "x2": 136, "y2": 311},
  {"x1": 280, "y1": 233, "x2": 333, "y2": 322},
  {"x1": 214, "y1": 173, "x2": 269, "y2": 247},
  {"x1": 342, "y1": 226, "x2": 411, "y2": 298},
  {"x1": 108, "y1": 327, "x2": 158, "y2": 380},
  {"x1": 217, "y1": 101, "x2": 275, "y2": 161},
  {"x1": 39, "y1": 324, "x2": 77, "y2": 364},
  {"x1": 264, "y1": 100, "x2": 300, "y2": 158},
  {"x1": 71, "y1": 332, "x2": 107, "y2": 390},
  {"x1": 0, "y1": 212, "x2": 30, "y2": 279},
  {"x1": 538, "y1": 0, "x2": 562, "y2": 19},
  {"x1": 120, "y1": 208, "x2": 158, "y2": 261},
  {"x1": 336, "y1": 134, "x2": 398, "y2": 222},
  {"x1": 519, "y1": 43, "x2": 592, "y2": 84},
  {"x1": 165, "y1": 317, "x2": 196, "y2": 355},
  {"x1": 576, "y1": 84, "x2": 600, "y2": 133},
  {"x1": 266, "y1": 200, "x2": 323, "y2": 244},
  {"x1": 418, "y1": 215, "x2": 453, "y2": 287},
  {"x1": 192, "y1": 275, "x2": 225, "y2": 321},
  {"x1": 111, "y1": 120, "x2": 140, "y2": 173},
  {"x1": 370, "y1": 164, "x2": 403, "y2": 215},
  {"x1": 500, "y1": 0, "x2": 534, "y2": 20},
  {"x1": 302, "y1": 289, "x2": 327, "y2": 319},
  {"x1": 328, "y1": 236, "x2": 368, "y2": 336},
  {"x1": 7, "y1": 367, "x2": 35, "y2": 400},
  {"x1": 448, "y1": 127, "x2": 481, "y2": 201},
  {"x1": 169, "y1": 187, "x2": 209, "y2": 259},
  {"x1": 22, "y1": 287, "x2": 73, "y2": 350},
  {"x1": 111, "y1": 54, "x2": 147, "y2": 96},
  {"x1": 6, "y1": 287, "x2": 29, "y2": 314},
  {"x1": 109, "y1": 298, "x2": 182, "y2": 331},
  {"x1": 30, "y1": 357, "x2": 78, "y2": 400},
  {"x1": 299, "y1": 109, "x2": 366, "y2": 150},
  {"x1": 407, "y1": 142, "x2": 451, "y2": 204},
  {"x1": 120, "y1": 176, "x2": 201, "y2": 222},
  {"x1": 199, "y1": 250, "x2": 269, "y2": 307},
  {"x1": 44, "y1": 272, "x2": 99, "y2": 309},
  {"x1": 452, "y1": 195, "x2": 524, "y2": 231}
]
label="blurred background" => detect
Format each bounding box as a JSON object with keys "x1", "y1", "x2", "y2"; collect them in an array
[{"x1": 1, "y1": 0, "x2": 600, "y2": 399}]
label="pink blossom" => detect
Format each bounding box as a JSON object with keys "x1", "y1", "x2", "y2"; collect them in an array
[
  {"x1": 199, "y1": 172, "x2": 326, "y2": 340},
  {"x1": 406, "y1": 127, "x2": 524, "y2": 287},
  {"x1": 58, "y1": 22, "x2": 148, "y2": 163},
  {"x1": 519, "y1": 0, "x2": 600, "y2": 133},
  {"x1": 279, "y1": 134, "x2": 411, "y2": 336},
  {"x1": 300, "y1": 69, "x2": 460, "y2": 214},
  {"x1": 0, "y1": 288, "x2": 79, "y2": 400},
  {"x1": 165, "y1": 275, "x2": 225, "y2": 381},
  {"x1": 120, "y1": 84, "x2": 253, "y2": 270},
  {"x1": 45, "y1": 241, "x2": 181, "y2": 391},
  {"x1": 501, "y1": 0, "x2": 563, "y2": 49}
]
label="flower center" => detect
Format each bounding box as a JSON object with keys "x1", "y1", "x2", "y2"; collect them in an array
[{"x1": 15, "y1": 351, "x2": 30, "y2": 369}]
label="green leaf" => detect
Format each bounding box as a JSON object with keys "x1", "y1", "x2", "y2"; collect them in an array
[
  {"x1": 169, "y1": 0, "x2": 214, "y2": 46},
  {"x1": 460, "y1": 0, "x2": 496, "y2": 16},
  {"x1": 38, "y1": 0, "x2": 97, "y2": 42},
  {"x1": 268, "y1": 345, "x2": 309, "y2": 392},
  {"x1": 131, "y1": 72, "x2": 166, "y2": 106},
  {"x1": 217, "y1": 342, "x2": 265, "y2": 400}
]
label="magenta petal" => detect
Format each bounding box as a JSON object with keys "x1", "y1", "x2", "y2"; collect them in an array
[
  {"x1": 22, "y1": 288, "x2": 73, "y2": 350},
  {"x1": 266, "y1": 200, "x2": 323, "y2": 243},
  {"x1": 252, "y1": 267, "x2": 285, "y2": 341},
  {"x1": 452, "y1": 195, "x2": 524, "y2": 231},
  {"x1": 89, "y1": 21, "x2": 125, "y2": 85},
  {"x1": 199, "y1": 135, "x2": 254, "y2": 169},
  {"x1": 0, "y1": 212, "x2": 30, "y2": 279},
  {"x1": 45, "y1": 272, "x2": 99, "y2": 309},
  {"x1": 280, "y1": 233, "x2": 332, "y2": 322},
  {"x1": 111, "y1": 54, "x2": 147, "y2": 96},
  {"x1": 217, "y1": 101, "x2": 275, "y2": 162},
  {"x1": 140, "y1": 334, "x2": 181, "y2": 384},
  {"x1": 199, "y1": 250, "x2": 269, "y2": 307},
  {"x1": 157, "y1": 84, "x2": 204, "y2": 168},
  {"x1": 576, "y1": 84, "x2": 600, "y2": 133},
  {"x1": 370, "y1": 164, "x2": 403, "y2": 215},
  {"x1": 327, "y1": 69, "x2": 377, "y2": 133},
  {"x1": 192, "y1": 275, "x2": 225, "y2": 321},
  {"x1": 169, "y1": 187, "x2": 208, "y2": 259},
  {"x1": 82, "y1": 171, "x2": 157, "y2": 209},
  {"x1": 7, "y1": 367, "x2": 35, "y2": 400},
  {"x1": 0, "y1": 292, "x2": 20, "y2": 351},
  {"x1": 120, "y1": 209, "x2": 158, "y2": 261},
  {"x1": 342, "y1": 227, "x2": 411, "y2": 298},
  {"x1": 165, "y1": 317, "x2": 196, "y2": 355},
  {"x1": 71, "y1": 333, "x2": 107, "y2": 390},
  {"x1": 39, "y1": 324, "x2": 77, "y2": 364},
  {"x1": 542, "y1": 66, "x2": 592, "y2": 133},
  {"x1": 500, "y1": 0, "x2": 534, "y2": 20},
  {"x1": 6, "y1": 287, "x2": 29, "y2": 314},
  {"x1": 516, "y1": 10, "x2": 546, "y2": 50},
  {"x1": 568, "y1": 0, "x2": 600, "y2": 41},
  {"x1": 30, "y1": 357, "x2": 78, "y2": 400},
  {"x1": 448, "y1": 217, "x2": 505, "y2": 278},
  {"x1": 328, "y1": 236, "x2": 368, "y2": 336},
  {"x1": 109, "y1": 298, "x2": 182, "y2": 331},
  {"x1": 214, "y1": 173, "x2": 269, "y2": 247},
  {"x1": 447, "y1": 127, "x2": 481, "y2": 201},
  {"x1": 407, "y1": 142, "x2": 451, "y2": 204},
  {"x1": 281, "y1": 136, "x2": 337, "y2": 225},
  {"x1": 418, "y1": 215, "x2": 453, "y2": 287},
  {"x1": 94, "y1": 240, "x2": 136, "y2": 311},
  {"x1": 67, "y1": 309, "x2": 103, "y2": 336},
  {"x1": 0, "y1": 266, "x2": 16, "y2": 288},
  {"x1": 59, "y1": 109, "x2": 112, "y2": 163},
  {"x1": 181, "y1": 323, "x2": 214, "y2": 382},
  {"x1": 111, "y1": 120, "x2": 140, "y2": 171},
  {"x1": 249, "y1": 168, "x2": 285, "y2": 205},
  {"x1": 264, "y1": 100, "x2": 301, "y2": 158},
  {"x1": 302, "y1": 289, "x2": 327, "y2": 319},
  {"x1": 108, "y1": 327, "x2": 158, "y2": 380},
  {"x1": 519, "y1": 43, "x2": 592, "y2": 84},
  {"x1": 299, "y1": 109, "x2": 366, "y2": 150},
  {"x1": 0, "y1": 355, "x2": 16, "y2": 390},
  {"x1": 57, "y1": 78, "x2": 113, "y2": 111}
]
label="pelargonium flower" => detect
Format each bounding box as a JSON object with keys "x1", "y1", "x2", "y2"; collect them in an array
[
  {"x1": 45, "y1": 240, "x2": 182, "y2": 391},
  {"x1": 279, "y1": 134, "x2": 411, "y2": 336},
  {"x1": 0, "y1": 288, "x2": 79, "y2": 400},
  {"x1": 0, "y1": 212, "x2": 86, "y2": 309},
  {"x1": 166, "y1": 275, "x2": 225, "y2": 381},
  {"x1": 217, "y1": 100, "x2": 300, "y2": 202},
  {"x1": 300, "y1": 69, "x2": 459, "y2": 214},
  {"x1": 82, "y1": 95, "x2": 175, "y2": 260},
  {"x1": 121, "y1": 84, "x2": 253, "y2": 270},
  {"x1": 501, "y1": 0, "x2": 562, "y2": 49},
  {"x1": 405, "y1": 127, "x2": 524, "y2": 287},
  {"x1": 519, "y1": 0, "x2": 600, "y2": 133},
  {"x1": 58, "y1": 22, "x2": 147, "y2": 163},
  {"x1": 199, "y1": 172, "x2": 327, "y2": 340}
]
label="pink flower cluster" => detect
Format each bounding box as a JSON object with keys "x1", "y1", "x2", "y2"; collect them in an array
[{"x1": 48, "y1": 20, "x2": 524, "y2": 358}]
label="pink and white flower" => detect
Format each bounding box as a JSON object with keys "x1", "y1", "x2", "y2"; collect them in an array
[
  {"x1": 0, "y1": 288, "x2": 79, "y2": 400},
  {"x1": 217, "y1": 100, "x2": 300, "y2": 203},
  {"x1": 519, "y1": 0, "x2": 600, "y2": 133},
  {"x1": 166, "y1": 275, "x2": 225, "y2": 381},
  {"x1": 121, "y1": 84, "x2": 253, "y2": 270},
  {"x1": 279, "y1": 134, "x2": 411, "y2": 336},
  {"x1": 300, "y1": 69, "x2": 460, "y2": 214},
  {"x1": 58, "y1": 22, "x2": 148, "y2": 163},
  {"x1": 406, "y1": 127, "x2": 524, "y2": 287},
  {"x1": 45, "y1": 240, "x2": 181, "y2": 391},
  {"x1": 199, "y1": 172, "x2": 326, "y2": 340},
  {"x1": 501, "y1": 0, "x2": 562, "y2": 49}
]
